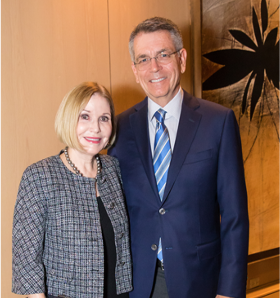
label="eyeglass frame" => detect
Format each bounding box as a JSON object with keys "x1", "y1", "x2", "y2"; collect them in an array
[{"x1": 133, "y1": 48, "x2": 183, "y2": 70}]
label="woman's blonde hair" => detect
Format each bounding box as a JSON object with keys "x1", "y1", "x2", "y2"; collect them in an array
[{"x1": 55, "y1": 82, "x2": 116, "y2": 151}]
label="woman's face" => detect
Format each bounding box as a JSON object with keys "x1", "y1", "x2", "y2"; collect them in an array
[{"x1": 76, "y1": 93, "x2": 112, "y2": 156}]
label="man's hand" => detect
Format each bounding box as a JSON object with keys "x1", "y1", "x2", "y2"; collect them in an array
[
  {"x1": 216, "y1": 295, "x2": 232, "y2": 298},
  {"x1": 27, "y1": 294, "x2": 45, "y2": 298}
]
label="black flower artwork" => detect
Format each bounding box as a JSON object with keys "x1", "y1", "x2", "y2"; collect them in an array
[{"x1": 203, "y1": 0, "x2": 279, "y2": 121}]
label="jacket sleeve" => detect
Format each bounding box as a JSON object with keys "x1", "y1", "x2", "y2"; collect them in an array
[
  {"x1": 216, "y1": 110, "x2": 249, "y2": 298},
  {"x1": 12, "y1": 167, "x2": 47, "y2": 295}
]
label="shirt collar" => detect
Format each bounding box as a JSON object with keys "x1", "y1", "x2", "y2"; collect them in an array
[{"x1": 148, "y1": 87, "x2": 183, "y2": 121}]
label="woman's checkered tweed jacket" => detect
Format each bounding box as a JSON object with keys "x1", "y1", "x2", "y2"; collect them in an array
[{"x1": 12, "y1": 153, "x2": 133, "y2": 298}]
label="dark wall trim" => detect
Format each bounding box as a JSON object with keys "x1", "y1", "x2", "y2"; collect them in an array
[{"x1": 248, "y1": 248, "x2": 280, "y2": 263}]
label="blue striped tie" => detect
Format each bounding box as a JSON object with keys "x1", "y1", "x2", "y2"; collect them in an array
[{"x1": 153, "y1": 109, "x2": 172, "y2": 263}]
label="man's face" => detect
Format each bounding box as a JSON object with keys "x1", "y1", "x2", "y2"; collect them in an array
[{"x1": 131, "y1": 30, "x2": 187, "y2": 107}]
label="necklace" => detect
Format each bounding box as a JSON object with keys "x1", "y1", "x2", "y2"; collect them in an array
[{"x1": 64, "y1": 147, "x2": 101, "y2": 177}]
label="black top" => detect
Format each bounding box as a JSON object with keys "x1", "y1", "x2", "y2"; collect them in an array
[{"x1": 97, "y1": 196, "x2": 129, "y2": 298}]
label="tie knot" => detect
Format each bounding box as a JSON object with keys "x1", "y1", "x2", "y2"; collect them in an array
[{"x1": 154, "y1": 109, "x2": 166, "y2": 124}]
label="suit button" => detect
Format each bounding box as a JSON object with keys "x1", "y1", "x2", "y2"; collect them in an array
[
  {"x1": 120, "y1": 261, "x2": 126, "y2": 266},
  {"x1": 159, "y1": 208, "x2": 166, "y2": 215},
  {"x1": 151, "y1": 244, "x2": 157, "y2": 251}
]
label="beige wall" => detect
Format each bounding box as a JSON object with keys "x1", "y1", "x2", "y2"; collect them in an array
[{"x1": 2, "y1": 0, "x2": 195, "y2": 296}]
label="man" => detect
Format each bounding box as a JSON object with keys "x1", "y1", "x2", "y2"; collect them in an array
[{"x1": 108, "y1": 17, "x2": 249, "y2": 298}]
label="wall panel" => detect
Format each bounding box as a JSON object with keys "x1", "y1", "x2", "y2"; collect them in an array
[{"x1": 2, "y1": 0, "x2": 110, "y2": 296}]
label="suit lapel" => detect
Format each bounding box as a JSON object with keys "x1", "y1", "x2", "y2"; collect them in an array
[
  {"x1": 162, "y1": 92, "x2": 202, "y2": 203},
  {"x1": 129, "y1": 99, "x2": 160, "y2": 201}
]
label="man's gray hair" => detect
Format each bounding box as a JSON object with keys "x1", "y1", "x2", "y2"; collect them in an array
[{"x1": 129, "y1": 17, "x2": 183, "y2": 62}]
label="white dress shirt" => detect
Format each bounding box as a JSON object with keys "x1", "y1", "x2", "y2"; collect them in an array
[{"x1": 148, "y1": 87, "x2": 183, "y2": 156}]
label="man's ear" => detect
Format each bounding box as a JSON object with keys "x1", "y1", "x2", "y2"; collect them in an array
[
  {"x1": 131, "y1": 62, "x2": 140, "y2": 83},
  {"x1": 179, "y1": 48, "x2": 187, "y2": 73}
]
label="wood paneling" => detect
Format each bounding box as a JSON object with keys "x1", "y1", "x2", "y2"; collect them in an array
[{"x1": 247, "y1": 283, "x2": 279, "y2": 298}]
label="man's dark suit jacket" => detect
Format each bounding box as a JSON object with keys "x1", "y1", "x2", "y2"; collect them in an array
[{"x1": 108, "y1": 90, "x2": 249, "y2": 298}]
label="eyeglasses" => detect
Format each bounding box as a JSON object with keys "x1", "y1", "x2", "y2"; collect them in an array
[{"x1": 134, "y1": 49, "x2": 182, "y2": 71}]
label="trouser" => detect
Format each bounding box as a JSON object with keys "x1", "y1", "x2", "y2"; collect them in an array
[{"x1": 150, "y1": 260, "x2": 169, "y2": 298}]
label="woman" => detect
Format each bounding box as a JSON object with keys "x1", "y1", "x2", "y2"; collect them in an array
[{"x1": 12, "y1": 82, "x2": 132, "y2": 298}]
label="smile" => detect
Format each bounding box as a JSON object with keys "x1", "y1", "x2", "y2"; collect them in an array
[
  {"x1": 84, "y1": 137, "x2": 101, "y2": 144},
  {"x1": 150, "y1": 77, "x2": 165, "y2": 83}
]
